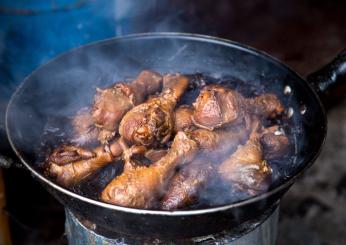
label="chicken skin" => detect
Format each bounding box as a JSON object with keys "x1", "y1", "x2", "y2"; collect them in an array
[
  {"x1": 101, "y1": 131, "x2": 199, "y2": 209},
  {"x1": 48, "y1": 138, "x2": 127, "y2": 187},
  {"x1": 49, "y1": 145, "x2": 114, "y2": 187},
  {"x1": 160, "y1": 124, "x2": 249, "y2": 210},
  {"x1": 48, "y1": 145, "x2": 96, "y2": 166},
  {"x1": 261, "y1": 125, "x2": 289, "y2": 159},
  {"x1": 192, "y1": 85, "x2": 284, "y2": 130},
  {"x1": 70, "y1": 107, "x2": 99, "y2": 146},
  {"x1": 189, "y1": 125, "x2": 249, "y2": 157},
  {"x1": 161, "y1": 157, "x2": 214, "y2": 210},
  {"x1": 248, "y1": 94, "x2": 285, "y2": 119},
  {"x1": 218, "y1": 122, "x2": 272, "y2": 194},
  {"x1": 174, "y1": 105, "x2": 194, "y2": 132},
  {"x1": 92, "y1": 70, "x2": 162, "y2": 143},
  {"x1": 192, "y1": 85, "x2": 246, "y2": 130},
  {"x1": 119, "y1": 74, "x2": 189, "y2": 147}
]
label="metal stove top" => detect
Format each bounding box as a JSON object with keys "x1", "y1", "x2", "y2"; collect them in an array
[{"x1": 65, "y1": 203, "x2": 279, "y2": 245}]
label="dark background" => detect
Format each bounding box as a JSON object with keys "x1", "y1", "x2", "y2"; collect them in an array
[{"x1": 0, "y1": 0, "x2": 345, "y2": 244}]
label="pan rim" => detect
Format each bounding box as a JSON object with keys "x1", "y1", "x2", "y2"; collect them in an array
[{"x1": 5, "y1": 32, "x2": 327, "y2": 216}]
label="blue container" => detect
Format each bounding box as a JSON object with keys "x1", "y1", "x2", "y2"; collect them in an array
[{"x1": 0, "y1": 0, "x2": 118, "y2": 98}]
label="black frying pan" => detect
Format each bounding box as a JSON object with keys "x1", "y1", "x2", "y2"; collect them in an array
[{"x1": 4, "y1": 33, "x2": 346, "y2": 239}]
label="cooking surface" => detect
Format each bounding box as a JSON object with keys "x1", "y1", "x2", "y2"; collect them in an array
[{"x1": 1, "y1": 0, "x2": 346, "y2": 244}]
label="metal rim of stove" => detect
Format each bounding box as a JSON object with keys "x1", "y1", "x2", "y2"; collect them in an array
[{"x1": 65, "y1": 201, "x2": 280, "y2": 243}]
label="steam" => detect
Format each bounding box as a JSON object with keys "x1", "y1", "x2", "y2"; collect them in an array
[
  {"x1": 8, "y1": 33, "x2": 304, "y2": 209},
  {"x1": 113, "y1": 0, "x2": 217, "y2": 35},
  {"x1": 3, "y1": 1, "x2": 310, "y2": 211}
]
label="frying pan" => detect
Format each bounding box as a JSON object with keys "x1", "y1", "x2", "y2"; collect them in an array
[{"x1": 4, "y1": 33, "x2": 346, "y2": 239}]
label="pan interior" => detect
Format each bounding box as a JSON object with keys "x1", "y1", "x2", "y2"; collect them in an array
[{"x1": 6, "y1": 34, "x2": 325, "y2": 211}]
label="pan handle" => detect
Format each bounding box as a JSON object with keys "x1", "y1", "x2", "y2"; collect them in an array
[{"x1": 307, "y1": 49, "x2": 346, "y2": 108}]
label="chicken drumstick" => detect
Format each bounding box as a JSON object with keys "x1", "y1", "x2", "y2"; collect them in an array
[
  {"x1": 160, "y1": 124, "x2": 249, "y2": 210},
  {"x1": 192, "y1": 85, "x2": 284, "y2": 130},
  {"x1": 218, "y1": 121, "x2": 272, "y2": 195},
  {"x1": 48, "y1": 137, "x2": 127, "y2": 187},
  {"x1": 119, "y1": 74, "x2": 189, "y2": 147},
  {"x1": 47, "y1": 79, "x2": 192, "y2": 187},
  {"x1": 161, "y1": 157, "x2": 214, "y2": 210},
  {"x1": 101, "y1": 131, "x2": 199, "y2": 208},
  {"x1": 92, "y1": 70, "x2": 162, "y2": 143},
  {"x1": 101, "y1": 123, "x2": 249, "y2": 208},
  {"x1": 260, "y1": 125, "x2": 289, "y2": 159}
]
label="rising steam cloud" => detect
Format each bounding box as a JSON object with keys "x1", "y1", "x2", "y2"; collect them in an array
[{"x1": 3, "y1": 0, "x2": 307, "y2": 210}]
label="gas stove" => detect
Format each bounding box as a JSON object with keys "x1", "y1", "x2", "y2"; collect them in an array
[{"x1": 65, "y1": 203, "x2": 279, "y2": 245}]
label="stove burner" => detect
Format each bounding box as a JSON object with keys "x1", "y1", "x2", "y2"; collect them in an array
[{"x1": 65, "y1": 203, "x2": 279, "y2": 245}]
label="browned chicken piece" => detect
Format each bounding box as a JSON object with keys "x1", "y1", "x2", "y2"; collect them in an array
[
  {"x1": 261, "y1": 126, "x2": 289, "y2": 159},
  {"x1": 92, "y1": 70, "x2": 162, "y2": 143},
  {"x1": 174, "y1": 105, "x2": 194, "y2": 132},
  {"x1": 101, "y1": 124, "x2": 248, "y2": 208},
  {"x1": 101, "y1": 131, "x2": 199, "y2": 209},
  {"x1": 218, "y1": 122, "x2": 272, "y2": 194},
  {"x1": 161, "y1": 157, "x2": 214, "y2": 210},
  {"x1": 48, "y1": 145, "x2": 96, "y2": 166},
  {"x1": 97, "y1": 129, "x2": 116, "y2": 145},
  {"x1": 144, "y1": 149, "x2": 168, "y2": 162},
  {"x1": 48, "y1": 138, "x2": 127, "y2": 187},
  {"x1": 248, "y1": 94, "x2": 285, "y2": 119},
  {"x1": 49, "y1": 146, "x2": 113, "y2": 187},
  {"x1": 119, "y1": 74, "x2": 189, "y2": 147},
  {"x1": 70, "y1": 107, "x2": 99, "y2": 146},
  {"x1": 192, "y1": 85, "x2": 246, "y2": 130},
  {"x1": 120, "y1": 145, "x2": 148, "y2": 170},
  {"x1": 157, "y1": 126, "x2": 288, "y2": 210},
  {"x1": 160, "y1": 125, "x2": 249, "y2": 210},
  {"x1": 192, "y1": 85, "x2": 284, "y2": 130},
  {"x1": 189, "y1": 125, "x2": 249, "y2": 157},
  {"x1": 120, "y1": 144, "x2": 168, "y2": 167}
]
